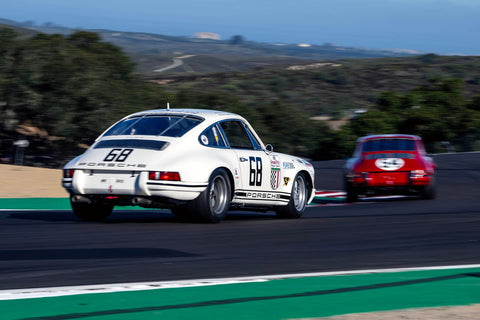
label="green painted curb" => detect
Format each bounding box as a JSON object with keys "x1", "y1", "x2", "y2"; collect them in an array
[
  {"x1": 0, "y1": 198, "x2": 71, "y2": 210},
  {"x1": 0, "y1": 196, "x2": 340, "y2": 210},
  {"x1": 0, "y1": 198, "x2": 148, "y2": 211},
  {"x1": 1, "y1": 268, "x2": 479, "y2": 319}
]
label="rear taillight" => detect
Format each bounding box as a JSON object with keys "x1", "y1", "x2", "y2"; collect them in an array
[
  {"x1": 410, "y1": 170, "x2": 427, "y2": 179},
  {"x1": 148, "y1": 171, "x2": 181, "y2": 181},
  {"x1": 63, "y1": 169, "x2": 75, "y2": 178},
  {"x1": 346, "y1": 172, "x2": 369, "y2": 183}
]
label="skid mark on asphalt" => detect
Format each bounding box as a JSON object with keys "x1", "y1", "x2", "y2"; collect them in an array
[{"x1": 18, "y1": 273, "x2": 480, "y2": 320}]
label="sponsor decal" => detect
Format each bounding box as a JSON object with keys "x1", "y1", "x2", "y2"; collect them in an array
[
  {"x1": 284, "y1": 177, "x2": 290, "y2": 186},
  {"x1": 375, "y1": 158, "x2": 405, "y2": 171},
  {"x1": 270, "y1": 156, "x2": 281, "y2": 190},
  {"x1": 283, "y1": 162, "x2": 295, "y2": 169},
  {"x1": 234, "y1": 168, "x2": 240, "y2": 180},
  {"x1": 200, "y1": 134, "x2": 209, "y2": 145},
  {"x1": 108, "y1": 185, "x2": 113, "y2": 193},
  {"x1": 270, "y1": 156, "x2": 281, "y2": 169}
]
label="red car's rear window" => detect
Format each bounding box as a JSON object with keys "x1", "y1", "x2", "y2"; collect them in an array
[{"x1": 363, "y1": 139, "x2": 415, "y2": 152}]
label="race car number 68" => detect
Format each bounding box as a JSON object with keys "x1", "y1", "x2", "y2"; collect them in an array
[{"x1": 104, "y1": 148, "x2": 133, "y2": 162}]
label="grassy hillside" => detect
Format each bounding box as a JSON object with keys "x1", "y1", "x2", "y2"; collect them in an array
[{"x1": 149, "y1": 54, "x2": 480, "y2": 117}]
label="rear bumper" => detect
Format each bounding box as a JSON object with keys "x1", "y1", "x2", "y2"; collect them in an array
[
  {"x1": 347, "y1": 171, "x2": 433, "y2": 188},
  {"x1": 62, "y1": 170, "x2": 208, "y2": 202},
  {"x1": 345, "y1": 170, "x2": 434, "y2": 196}
]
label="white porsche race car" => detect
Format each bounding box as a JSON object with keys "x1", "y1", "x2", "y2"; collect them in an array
[{"x1": 62, "y1": 109, "x2": 315, "y2": 223}]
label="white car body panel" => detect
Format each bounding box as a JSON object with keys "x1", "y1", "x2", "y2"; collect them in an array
[{"x1": 62, "y1": 109, "x2": 315, "y2": 210}]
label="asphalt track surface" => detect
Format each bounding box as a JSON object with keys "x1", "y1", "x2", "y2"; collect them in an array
[{"x1": 1, "y1": 152, "x2": 479, "y2": 291}]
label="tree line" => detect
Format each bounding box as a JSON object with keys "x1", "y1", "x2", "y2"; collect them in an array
[{"x1": 1, "y1": 28, "x2": 479, "y2": 166}]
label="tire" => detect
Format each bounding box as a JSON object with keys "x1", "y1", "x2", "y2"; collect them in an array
[
  {"x1": 276, "y1": 172, "x2": 308, "y2": 219},
  {"x1": 71, "y1": 198, "x2": 113, "y2": 221},
  {"x1": 189, "y1": 168, "x2": 231, "y2": 223},
  {"x1": 420, "y1": 181, "x2": 436, "y2": 200},
  {"x1": 344, "y1": 180, "x2": 358, "y2": 203}
]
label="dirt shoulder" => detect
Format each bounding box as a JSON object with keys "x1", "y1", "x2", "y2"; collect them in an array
[
  {"x1": 309, "y1": 304, "x2": 480, "y2": 320},
  {"x1": 0, "y1": 164, "x2": 67, "y2": 198}
]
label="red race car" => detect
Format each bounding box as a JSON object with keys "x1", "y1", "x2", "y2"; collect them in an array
[{"x1": 343, "y1": 134, "x2": 436, "y2": 202}]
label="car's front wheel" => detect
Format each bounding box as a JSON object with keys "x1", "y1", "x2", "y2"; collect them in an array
[
  {"x1": 190, "y1": 168, "x2": 231, "y2": 223},
  {"x1": 276, "y1": 172, "x2": 308, "y2": 219},
  {"x1": 70, "y1": 198, "x2": 113, "y2": 221}
]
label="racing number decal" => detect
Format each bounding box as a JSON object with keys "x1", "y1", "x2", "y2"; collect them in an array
[
  {"x1": 375, "y1": 158, "x2": 405, "y2": 171},
  {"x1": 104, "y1": 148, "x2": 133, "y2": 162},
  {"x1": 249, "y1": 156, "x2": 262, "y2": 186}
]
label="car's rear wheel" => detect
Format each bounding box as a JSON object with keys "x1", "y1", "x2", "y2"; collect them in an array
[
  {"x1": 71, "y1": 199, "x2": 113, "y2": 221},
  {"x1": 420, "y1": 179, "x2": 436, "y2": 200},
  {"x1": 190, "y1": 168, "x2": 231, "y2": 223},
  {"x1": 344, "y1": 180, "x2": 358, "y2": 203},
  {"x1": 276, "y1": 172, "x2": 308, "y2": 219}
]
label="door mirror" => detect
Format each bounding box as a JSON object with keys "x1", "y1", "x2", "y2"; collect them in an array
[{"x1": 265, "y1": 144, "x2": 273, "y2": 154}]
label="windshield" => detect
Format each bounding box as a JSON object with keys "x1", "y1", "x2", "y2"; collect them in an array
[
  {"x1": 363, "y1": 139, "x2": 415, "y2": 152},
  {"x1": 102, "y1": 115, "x2": 203, "y2": 137}
]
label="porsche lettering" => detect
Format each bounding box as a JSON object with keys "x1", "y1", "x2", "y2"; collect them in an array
[
  {"x1": 246, "y1": 192, "x2": 281, "y2": 199},
  {"x1": 78, "y1": 162, "x2": 147, "y2": 168}
]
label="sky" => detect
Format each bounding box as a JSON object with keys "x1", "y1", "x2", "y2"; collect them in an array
[{"x1": 1, "y1": 0, "x2": 480, "y2": 55}]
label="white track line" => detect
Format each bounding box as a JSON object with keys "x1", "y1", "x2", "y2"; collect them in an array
[{"x1": 2, "y1": 264, "x2": 480, "y2": 300}]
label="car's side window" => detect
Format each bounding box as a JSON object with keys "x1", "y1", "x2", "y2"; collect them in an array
[
  {"x1": 243, "y1": 125, "x2": 262, "y2": 150},
  {"x1": 220, "y1": 121, "x2": 254, "y2": 149},
  {"x1": 199, "y1": 125, "x2": 227, "y2": 148}
]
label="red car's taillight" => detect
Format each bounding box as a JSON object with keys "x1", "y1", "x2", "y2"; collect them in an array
[
  {"x1": 148, "y1": 171, "x2": 181, "y2": 181},
  {"x1": 346, "y1": 172, "x2": 369, "y2": 184},
  {"x1": 410, "y1": 170, "x2": 428, "y2": 179},
  {"x1": 63, "y1": 169, "x2": 75, "y2": 178}
]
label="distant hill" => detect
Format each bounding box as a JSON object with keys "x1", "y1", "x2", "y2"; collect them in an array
[
  {"x1": 0, "y1": 17, "x2": 419, "y2": 74},
  {"x1": 0, "y1": 21, "x2": 38, "y2": 38}
]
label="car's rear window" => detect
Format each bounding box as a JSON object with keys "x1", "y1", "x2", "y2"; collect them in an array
[
  {"x1": 363, "y1": 139, "x2": 415, "y2": 152},
  {"x1": 102, "y1": 115, "x2": 203, "y2": 137},
  {"x1": 94, "y1": 139, "x2": 168, "y2": 150}
]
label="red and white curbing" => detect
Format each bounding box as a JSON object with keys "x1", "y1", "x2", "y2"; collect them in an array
[{"x1": 315, "y1": 190, "x2": 346, "y2": 198}]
